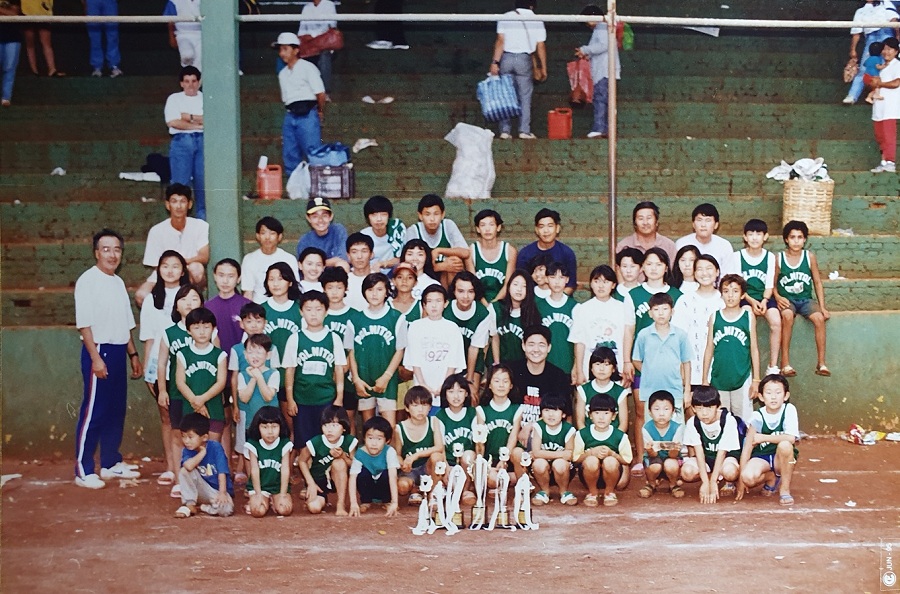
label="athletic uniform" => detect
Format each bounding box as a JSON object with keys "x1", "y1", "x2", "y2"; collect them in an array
[
  {"x1": 244, "y1": 436, "x2": 293, "y2": 495},
  {"x1": 435, "y1": 407, "x2": 477, "y2": 463},
  {"x1": 347, "y1": 305, "x2": 406, "y2": 411},
  {"x1": 738, "y1": 248, "x2": 774, "y2": 303},
  {"x1": 477, "y1": 399, "x2": 521, "y2": 462},
  {"x1": 325, "y1": 304, "x2": 357, "y2": 410},
  {"x1": 537, "y1": 294, "x2": 576, "y2": 373},
  {"x1": 472, "y1": 241, "x2": 509, "y2": 303},
  {"x1": 574, "y1": 425, "x2": 633, "y2": 487},
  {"x1": 306, "y1": 433, "x2": 358, "y2": 492},
  {"x1": 262, "y1": 298, "x2": 302, "y2": 368},
  {"x1": 750, "y1": 403, "x2": 799, "y2": 472},
  {"x1": 777, "y1": 250, "x2": 817, "y2": 317},
  {"x1": 162, "y1": 322, "x2": 193, "y2": 427},
  {"x1": 535, "y1": 420, "x2": 576, "y2": 452},
  {"x1": 176, "y1": 343, "x2": 227, "y2": 424},
  {"x1": 492, "y1": 303, "x2": 524, "y2": 364},
  {"x1": 710, "y1": 309, "x2": 753, "y2": 420},
  {"x1": 576, "y1": 379, "x2": 629, "y2": 425},
  {"x1": 410, "y1": 221, "x2": 452, "y2": 263},
  {"x1": 444, "y1": 300, "x2": 492, "y2": 375},
  {"x1": 398, "y1": 419, "x2": 435, "y2": 483},
  {"x1": 683, "y1": 410, "x2": 742, "y2": 468}
]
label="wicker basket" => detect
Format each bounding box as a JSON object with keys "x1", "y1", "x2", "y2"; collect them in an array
[{"x1": 782, "y1": 179, "x2": 834, "y2": 236}]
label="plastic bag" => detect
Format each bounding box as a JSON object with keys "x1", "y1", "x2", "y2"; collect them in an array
[
  {"x1": 476, "y1": 75, "x2": 521, "y2": 123},
  {"x1": 307, "y1": 142, "x2": 350, "y2": 166},
  {"x1": 444, "y1": 123, "x2": 495, "y2": 200},
  {"x1": 567, "y1": 58, "x2": 593, "y2": 105},
  {"x1": 622, "y1": 23, "x2": 634, "y2": 50},
  {"x1": 286, "y1": 161, "x2": 311, "y2": 200}
]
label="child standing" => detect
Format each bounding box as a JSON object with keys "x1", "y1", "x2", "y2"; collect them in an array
[
  {"x1": 491, "y1": 270, "x2": 541, "y2": 365},
  {"x1": 298, "y1": 406, "x2": 357, "y2": 515},
  {"x1": 175, "y1": 308, "x2": 228, "y2": 442},
  {"x1": 728, "y1": 219, "x2": 781, "y2": 375},
  {"x1": 614, "y1": 247, "x2": 643, "y2": 300},
  {"x1": 261, "y1": 262, "x2": 302, "y2": 369},
  {"x1": 570, "y1": 265, "x2": 627, "y2": 385},
  {"x1": 476, "y1": 364, "x2": 524, "y2": 487},
  {"x1": 574, "y1": 346, "x2": 629, "y2": 431},
  {"x1": 394, "y1": 386, "x2": 442, "y2": 505},
  {"x1": 530, "y1": 393, "x2": 577, "y2": 506},
  {"x1": 236, "y1": 334, "x2": 280, "y2": 460},
  {"x1": 673, "y1": 254, "x2": 724, "y2": 386},
  {"x1": 681, "y1": 385, "x2": 743, "y2": 503},
  {"x1": 403, "y1": 194, "x2": 472, "y2": 285},
  {"x1": 672, "y1": 245, "x2": 701, "y2": 293},
  {"x1": 241, "y1": 216, "x2": 299, "y2": 304},
  {"x1": 298, "y1": 247, "x2": 326, "y2": 292},
  {"x1": 174, "y1": 413, "x2": 234, "y2": 518},
  {"x1": 244, "y1": 407, "x2": 293, "y2": 517},
  {"x1": 573, "y1": 394, "x2": 632, "y2": 507},
  {"x1": 282, "y1": 290, "x2": 347, "y2": 447},
  {"x1": 638, "y1": 391, "x2": 685, "y2": 499},
  {"x1": 320, "y1": 266, "x2": 358, "y2": 434},
  {"x1": 345, "y1": 232, "x2": 375, "y2": 311},
  {"x1": 360, "y1": 195, "x2": 406, "y2": 274},
  {"x1": 349, "y1": 416, "x2": 400, "y2": 517},
  {"x1": 389, "y1": 262, "x2": 422, "y2": 323},
  {"x1": 470, "y1": 209, "x2": 517, "y2": 303},
  {"x1": 702, "y1": 274, "x2": 761, "y2": 421},
  {"x1": 738, "y1": 374, "x2": 799, "y2": 506},
  {"x1": 527, "y1": 253, "x2": 553, "y2": 299},
  {"x1": 403, "y1": 285, "x2": 466, "y2": 410},
  {"x1": 444, "y1": 271, "x2": 493, "y2": 386},
  {"x1": 775, "y1": 221, "x2": 830, "y2": 377},
  {"x1": 536, "y1": 261, "x2": 576, "y2": 377},
  {"x1": 348, "y1": 273, "x2": 407, "y2": 426}
]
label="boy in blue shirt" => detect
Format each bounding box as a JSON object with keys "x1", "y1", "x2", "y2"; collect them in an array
[
  {"x1": 639, "y1": 391, "x2": 685, "y2": 499},
  {"x1": 349, "y1": 416, "x2": 400, "y2": 517},
  {"x1": 175, "y1": 413, "x2": 234, "y2": 518}
]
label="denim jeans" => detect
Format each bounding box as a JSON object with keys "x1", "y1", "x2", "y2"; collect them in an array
[
  {"x1": 282, "y1": 109, "x2": 322, "y2": 175},
  {"x1": 308, "y1": 51, "x2": 332, "y2": 93},
  {"x1": 169, "y1": 132, "x2": 205, "y2": 219},
  {"x1": 0, "y1": 41, "x2": 20, "y2": 101},
  {"x1": 86, "y1": 0, "x2": 120, "y2": 70},
  {"x1": 499, "y1": 52, "x2": 534, "y2": 135},
  {"x1": 592, "y1": 78, "x2": 609, "y2": 134}
]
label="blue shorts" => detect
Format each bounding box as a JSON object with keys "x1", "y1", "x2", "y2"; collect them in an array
[
  {"x1": 787, "y1": 298, "x2": 819, "y2": 318},
  {"x1": 740, "y1": 297, "x2": 777, "y2": 310},
  {"x1": 399, "y1": 464, "x2": 428, "y2": 485},
  {"x1": 632, "y1": 374, "x2": 641, "y2": 390}
]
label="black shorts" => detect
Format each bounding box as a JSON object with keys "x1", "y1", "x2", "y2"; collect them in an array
[
  {"x1": 577, "y1": 462, "x2": 625, "y2": 489},
  {"x1": 313, "y1": 474, "x2": 335, "y2": 495},
  {"x1": 343, "y1": 387, "x2": 359, "y2": 412}
]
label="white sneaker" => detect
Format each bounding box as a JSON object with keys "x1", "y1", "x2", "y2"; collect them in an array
[
  {"x1": 75, "y1": 474, "x2": 106, "y2": 489},
  {"x1": 199, "y1": 503, "x2": 218, "y2": 516},
  {"x1": 366, "y1": 40, "x2": 394, "y2": 50},
  {"x1": 587, "y1": 131, "x2": 608, "y2": 139},
  {"x1": 871, "y1": 161, "x2": 896, "y2": 173},
  {"x1": 392, "y1": 44, "x2": 409, "y2": 50},
  {"x1": 766, "y1": 366, "x2": 780, "y2": 375},
  {"x1": 91, "y1": 69, "x2": 103, "y2": 78},
  {"x1": 842, "y1": 96, "x2": 855, "y2": 105},
  {"x1": 110, "y1": 67, "x2": 123, "y2": 78},
  {"x1": 100, "y1": 462, "x2": 141, "y2": 480},
  {"x1": 361, "y1": 95, "x2": 376, "y2": 104},
  {"x1": 498, "y1": 132, "x2": 512, "y2": 140},
  {"x1": 518, "y1": 132, "x2": 537, "y2": 139}
]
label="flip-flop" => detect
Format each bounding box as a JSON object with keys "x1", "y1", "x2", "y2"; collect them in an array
[
  {"x1": 780, "y1": 494, "x2": 795, "y2": 506},
  {"x1": 781, "y1": 365, "x2": 797, "y2": 377},
  {"x1": 174, "y1": 505, "x2": 193, "y2": 518},
  {"x1": 156, "y1": 471, "x2": 175, "y2": 486},
  {"x1": 815, "y1": 365, "x2": 831, "y2": 377},
  {"x1": 762, "y1": 476, "x2": 781, "y2": 497}
]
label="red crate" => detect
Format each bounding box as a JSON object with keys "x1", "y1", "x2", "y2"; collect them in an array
[{"x1": 309, "y1": 164, "x2": 355, "y2": 199}]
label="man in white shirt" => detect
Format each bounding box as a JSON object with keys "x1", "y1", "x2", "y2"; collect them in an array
[
  {"x1": 275, "y1": 32, "x2": 326, "y2": 175},
  {"x1": 844, "y1": 0, "x2": 899, "y2": 104},
  {"x1": 489, "y1": 0, "x2": 547, "y2": 139},
  {"x1": 241, "y1": 216, "x2": 300, "y2": 303},
  {"x1": 164, "y1": 0, "x2": 201, "y2": 70},
  {"x1": 135, "y1": 183, "x2": 210, "y2": 307},
  {"x1": 74, "y1": 229, "x2": 143, "y2": 489},
  {"x1": 164, "y1": 66, "x2": 205, "y2": 219},
  {"x1": 674, "y1": 203, "x2": 735, "y2": 276},
  {"x1": 297, "y1": 0, "x2": 338, "y2": 96}
]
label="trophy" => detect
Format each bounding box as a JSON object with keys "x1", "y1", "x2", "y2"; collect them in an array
[
  {"x1": 512, "y1": 452, "x2": 539, "y2": 530},
  {"x1": 469, "y1": 424, "x2": 489, "y2": 529},
  {"x1": 444, "y1": 443, "x2": 467, "y2": 532},
  {"x1": 411, "y1": 475, "x2": 435, "y2": 535},
  {"x1": 430, "y1": 461, "x2": 448, "y2": 531},
  {"x1": 486, "y1": 447, "x2": 515, "y2": 531}
]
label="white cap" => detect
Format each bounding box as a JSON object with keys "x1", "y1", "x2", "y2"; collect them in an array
[{"x1": 273, "y1": 32, "x2": 300, "y2": 47}]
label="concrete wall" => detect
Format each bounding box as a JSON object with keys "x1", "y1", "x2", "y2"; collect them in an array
[{"x1": 3, "y1": 312, "x2": 898, "y2": 458}]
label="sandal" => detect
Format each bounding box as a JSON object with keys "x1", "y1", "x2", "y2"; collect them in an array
[
  {"x1": 47, "y1": 70, "x2": 67, "y2": 78},
  {"x1": 671, "y1": 485, "x2": 686, "y2": 499},
  {"x1": 603, "y1": 493, "x2": 619, "y2": 507},
  {"x1": 815, "y1": 365, "x2": 831, "y2": 377},
  {"x1": 174, "y1": 505, "x2": 194, "y2": 518},
  {"x1": 583, "y1": 494, "x2": 599, "y2": 507},
  {"x1": 407, "y1": 493, "x2": 423, "y2": 506},
  {"x1": 781, "y1": 365, "x2": 797, "y2": 377},
  {"x1": 156, "y1": 471, "x2": 175, "y2": 486},
  {"x1": 779, "y1": 493, "x2": 795, "y2": 506},
  {"x1": 630, "y1": 462, "x2": 645, "y2": 478},
  {"x1": 761, "y1": 476, "x2": 781, "y2": 497},
  {"x1": 638, "y1": 483, "x2": 655, "y2": 499},
  {"x1": 169, "y1": 484, "x2": 182, "y2": 498},
  {"x1": 719, "y1": 482, "x2": 736, "y2": 497}
]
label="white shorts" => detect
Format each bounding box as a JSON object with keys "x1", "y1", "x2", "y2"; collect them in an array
[
  {"x1": 235, "y1": 410, "x2": 247, "y2": 453},
  {"x1": 357, "y1": 396, "x2": 398, "y2": 413},
  {"x1": 717, "y1": 376, "x2": 753, "y2": 420}
]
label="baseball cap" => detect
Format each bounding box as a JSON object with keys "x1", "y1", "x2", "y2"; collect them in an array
[
  {"x1": 273, "y1": 32, "x2": 300, "y2": 47},
  {"x1": 391, "y1": 262, "x2": 417, "y2": 277},
  {"x1": 306, "y1": 197, "x2": 332, "y2": 215}
]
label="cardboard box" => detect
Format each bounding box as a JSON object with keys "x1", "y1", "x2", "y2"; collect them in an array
[{"x1": 309, "y1": 163, "x2": 355, "y2": 199}]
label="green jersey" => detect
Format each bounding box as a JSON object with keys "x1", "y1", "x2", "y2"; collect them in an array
[
  {"x1": 578, "y1": 425, "x2": 628, "y2": 451},
  {"x1": 444, "y1": 300, "x2": 491, "y2": 374},
  {"x1": 710, "y1": 309, "x2": 752, "y2": 391},
  {"x1": 245, "y1": 436, "x2": 293, "y2": 494},
  {"x1": 577, "y1": 380, "x2": 627, "y2": 421},
  {"x1": 492, "y1": 302, "x2": 525, "y2": 364},
  {"x1": 287, "y1": 329, "x2": 345, "y2": 406},
  {"x1": 537, "y1": 294, "x2": 576, "y2": 373},
  {"x1": 477, "y1": 400, "x2": 521, "y2": 462},
  {"x1": 739, "y1": 249, "x2": 772, "y2": 302},
  {"x1": 263, "y1": 299, "x2": 302, "y2": 368},
  {"x1": 163, "y1": 323, "x2": 192, "y2": 403},
  {"x1": 177, "y1": 344, "x2": 226, "y2": 420},
  {"x1": 536, "y1": 420, "x2": 575, "y2": 452},
  {"x1": 777, "y1": 250, "x2": 813, "y2": 300},
  {"x1": 387, "y1": 218, "x2": 407, "y2": 258},
  {"x1": 349, "y1": 306, "x2": 404, "y2": 400},
  {"x1": 306, "y1": 434, "x2": 358, "y2": 481},
  {"x1": 473, "y1": 241, "x2": 509, "y2": 303},
  {"x1": 628, "y1": 283, "x2": 683, "y2": 345},
  {"x1": 398, "y1": 420, "x2": 435, "y2": 469},
  {"x1": 411, "y1": 221, "x2": 451, "y2": 263},
  {"x1": 435, "y1": 407, "x2": 477, "y2": 462},
  {"x1": 325, "y1": 306, "x2": 355, "y2": 352}
]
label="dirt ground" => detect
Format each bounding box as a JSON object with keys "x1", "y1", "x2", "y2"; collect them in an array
[{"x1": 2, "y1": 438, "x2": 898, "y2": 593}]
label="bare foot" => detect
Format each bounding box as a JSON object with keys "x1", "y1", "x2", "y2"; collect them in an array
[{"x1": 335, "y1": 508, "x2": 348, "y2": 517}]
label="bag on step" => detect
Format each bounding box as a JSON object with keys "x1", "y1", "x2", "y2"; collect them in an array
[
  {"x1": 307, "y1": 142, "x2": 350, "y2": 167},
  {"x1": 477, "y1": 75, "x2": 522, "y2": 123}
]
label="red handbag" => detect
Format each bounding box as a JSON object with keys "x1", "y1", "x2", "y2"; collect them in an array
[{"x1": 299, "y1": 28, "x2": 344, "y2": 58}]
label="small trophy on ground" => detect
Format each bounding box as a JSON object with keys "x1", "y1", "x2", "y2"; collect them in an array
[
  {"x1": 444, "y1": 443, "x2": 467, "y2": 532},
  {"x1": 486, "y1": 447, "x2": 514, "y2": 531},
  {"x1": 411, "y1": 474, "x2": 435, "y2": 535},
  {"x1": 512, "y1": 452, "x2": 539, "y2": 530},
  {"x1": 469, "y1": 424, "x2": 489, "y2": 530},
  {"x1": 430, "y1": 460, "x2": 449, "y2": 531}
]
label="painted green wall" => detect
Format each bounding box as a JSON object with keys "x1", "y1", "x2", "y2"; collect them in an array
[{"x1": 2, "y1": 313, "x2": 898, "y2": 457}]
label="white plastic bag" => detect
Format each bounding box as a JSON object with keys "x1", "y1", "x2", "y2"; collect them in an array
[
  {"x1": 286, "y1": 161, "x2": 311, "y2": 200},
  {"x1": 444, "y1": 123, "x2": 495, "y2": 200}
]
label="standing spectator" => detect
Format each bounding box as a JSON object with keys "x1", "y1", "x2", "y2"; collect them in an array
[
  {"x1": 85, "y1": 0, "x2": 122, "y2": 78},
  {"x1": 74, "y1": 229, "x2": 143, "y2": 489},
  {"x1": 164, "y1": 66, "x2": 205, "y2": 219},
  {"x1": 135, "y1": 183, "x2": 209, "y2": 308},
  {"x1": 675, "y1": 203, "x2": 736, "y2": 276},
  {"x1": 295, "y1": 197, "x2": 350, "y2": 271},
  {"x1": 21, "y1": 0, "x2": 64, "y2": 77},
  {"x1": 844, "y1": 0, "x2": 898, "y2": 105},
  {"x1": 0, "y1": 0, "x2": 21, "y2": 107},
  {"x1": 367, "y1": 0, "x2": 408, "y2": 50},
  {"x1": 275, "y1": 31, "x2": 326, "y2": 175},
  {"x1": 489, "y1": 0, "x2": 547, "y2": 140},
  {"x1": 575, "y1": 4, "x2": 619, "y2": 139},
  {"x1": 870, "y1": 37, "x2": 900, "y2": 172},
  {"x1": 298, "y1": 0, "x2": 337, "y2": 98},
  {"x1": 164, "y1": 0, "x2": 201, "y2": 71},
  {"x1": 615, "y1": 201, "x2": 677, "y2": 266}
]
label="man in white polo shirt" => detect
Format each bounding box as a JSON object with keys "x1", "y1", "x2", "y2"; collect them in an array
[
  {"x1": 275, "y1": 31, "x2": 326, "y2": 176},
  {"x1": 164, "y1": 66, "x2": 205, "y2": 219},
  {"x1": 489, "y1": 0, "x2": 547, "y2": 140},
  {"x1": 135, "y1": 183, "x2": 210, "y2": 307}
]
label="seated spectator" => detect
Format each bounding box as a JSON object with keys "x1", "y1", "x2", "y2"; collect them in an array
[
  {"x1": 241, "y1": 216, "x2": 299, "y2": 304},
  {"x1": 675, "y1": 203, "x2": 735, "y2": 276},
  {"x1": 403, "y1": 194, "x2": 471, "y2": 287},
  {"x1": 296, "y1": 197, "x2": 350, "y2": 271},
  {"x1": 136, "y1": 183, "x2": 209, "y2": 307},
  {"x1": 516, "y1": 208, "x2": 577, "y2": 295},
  {"x1": 615, "y1": 201, "x2": 676, "y2": 266},
  {"x1": 360, "y1": 195, "x2": 405, "y2": 274}
]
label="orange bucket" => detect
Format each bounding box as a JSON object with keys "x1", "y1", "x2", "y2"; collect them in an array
[
  {"x1": 547, "y1": 108, "x2": 572, "y2": 140},
  {"x1": 256, "y1": 164, "x2": 283, "y2": 200}
]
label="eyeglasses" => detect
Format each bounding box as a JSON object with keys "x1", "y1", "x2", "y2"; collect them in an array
[{"x1": 98, "y1": 246, "x2": 123, "y2": 254}]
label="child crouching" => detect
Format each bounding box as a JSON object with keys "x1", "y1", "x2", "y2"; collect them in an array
[
  {"x1": 244, "y1": 407, "x2": 293, "y2": 517},
  {"x1": 395, "y1": 386, "x2": 442, "y2": 506},
  {"x1": 639, "y1": 390, "x2": 685, "y2": 499},
  {"x1": 681, "y1": 385, "x2": 743, "y2": 503},
  {"x1": 297, "y1": 406, "x2": 357, "y2": 515},
  {"x1": 175, "y1": 413, "x2": 234, "y2": 518},
  {"x1": 349, "y1": 416, "x2": 400, "y2": 517},
  {"x1": 573, "y1": 394, "x2": 632, "y2": 507}
]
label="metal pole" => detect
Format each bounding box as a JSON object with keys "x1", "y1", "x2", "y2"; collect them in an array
[{"x1": 607, "y1": 0, "x2": 617, "y2": 267}]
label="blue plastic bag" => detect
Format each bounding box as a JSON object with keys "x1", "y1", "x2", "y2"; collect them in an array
[
  {"x1": 308, "y1": 142, "x2": 350, "y2": 166},
  {"x1": 477, "y1": 75, "x2": 522, "y2": 123}
]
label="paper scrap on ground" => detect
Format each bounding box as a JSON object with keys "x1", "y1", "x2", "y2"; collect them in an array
[
  {"x1": 1, "y1": 474, "x2": 22, "y2": 488},
  {"x1": 119, "y1": 172, "x2": 161, "y2": 182}
]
